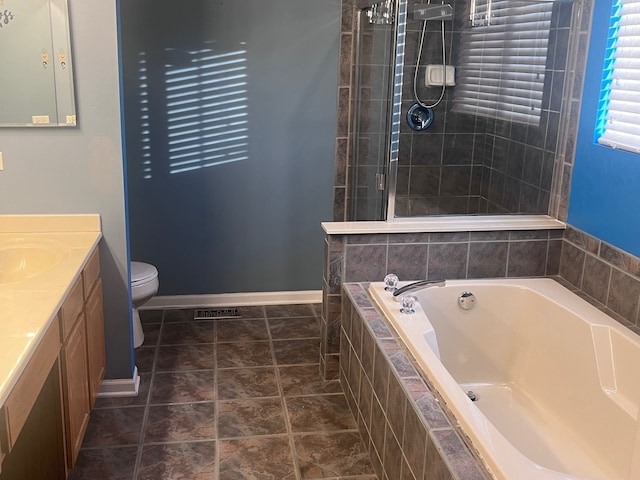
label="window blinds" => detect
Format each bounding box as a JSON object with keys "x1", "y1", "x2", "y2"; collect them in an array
[
  {"x1": 452, "y1": 0, "x2": 553, "y2": 126},
  {"x1": 596, "y1": 0, "x2": 640, "y2": 153}
]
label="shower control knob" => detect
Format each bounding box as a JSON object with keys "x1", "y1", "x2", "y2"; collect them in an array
[
  {"x1": 384, "y1": 273, "x2": 399, "y2": 292},
  {"x1": 407, "y1": 104, "x2": 434, "y2": 131}
]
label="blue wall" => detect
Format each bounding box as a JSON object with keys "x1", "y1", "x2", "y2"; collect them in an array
[
  {"x1": 570, "y1": 0, "x2": 640, "y2": 257},
  {"x1": 120, "y1": 0, "x2": 340, "y2": 295}
]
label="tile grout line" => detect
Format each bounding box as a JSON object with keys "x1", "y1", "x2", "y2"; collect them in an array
[
  {"x1": 267, "y1": 314, "x2": 304, "y2": 480},
  {"x1": 213, "y1": 318, "x2": 220, "y2": 480},
  {"x1": 132, "y1": 310, "x2": 165, "y2": 479},
  {"x1": 75, "y1": 304, "x2": 372, "y2": 480}
]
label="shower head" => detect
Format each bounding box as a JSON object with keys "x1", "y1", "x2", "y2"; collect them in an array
[{"x1": 410, "y1": 4, "x2": 453, "y2": 21}]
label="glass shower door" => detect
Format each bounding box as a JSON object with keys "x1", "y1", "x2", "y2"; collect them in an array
[{"x1": 349, "y1": 0, "x2": 397, "y2": 221}]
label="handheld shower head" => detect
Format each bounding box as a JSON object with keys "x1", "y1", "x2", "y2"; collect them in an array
[{"x1": 410, "y1": 4, "x2": 453, "y2": 21}]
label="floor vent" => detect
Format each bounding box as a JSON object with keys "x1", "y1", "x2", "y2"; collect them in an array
[{"x1": 194, "y1": 308, "x2": 241, "y2": 320}]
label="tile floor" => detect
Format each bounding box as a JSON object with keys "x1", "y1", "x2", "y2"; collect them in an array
[{"x1": 68, "y1": 304, "x2": 376, "y2": 480}]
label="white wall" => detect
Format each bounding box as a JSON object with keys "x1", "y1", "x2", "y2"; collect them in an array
[{"x1": 0, "y1": 0, "x2": 132, "y2": 379}]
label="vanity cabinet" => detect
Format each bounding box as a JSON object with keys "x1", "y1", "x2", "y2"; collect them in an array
[
  {"x1": 61, "y1": 310, "x2": 91, "y2": 468},
  {"x1": 0, "y1": 360, "x2": 66, "y2": 480},
  {"x1": 60, "y1": 247, "x2": 105, "y2": 468},
  {"x1": 0, "y1": 316, "x2": 65, "y2": 480},
  {"x1": 0, "y1": 244, "x2": 106, "y2": 478},
  {"x1": 84, "y1": 249, "x2": 105, "y2": 408}
]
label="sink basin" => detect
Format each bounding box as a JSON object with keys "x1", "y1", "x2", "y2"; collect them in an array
[{"x1": 0, "y1": 242, "x2": 67, "y2": 284}]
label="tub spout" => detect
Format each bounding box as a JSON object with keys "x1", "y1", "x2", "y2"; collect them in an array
[{"x1": 392, "y1": 279, "x2": 446, "y2": 301}]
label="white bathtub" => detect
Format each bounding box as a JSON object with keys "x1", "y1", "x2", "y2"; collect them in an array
[{"x1": 369, "y1": 278, "x2": 640, "y2": 480}]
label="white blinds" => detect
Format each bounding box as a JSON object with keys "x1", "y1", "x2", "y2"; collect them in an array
[
  {"x1": 597, "y1": 0, "x2": 640, "y2": 153},
  {"x1": 452, "y1": 0, "x2": 553, "y2": 126}
]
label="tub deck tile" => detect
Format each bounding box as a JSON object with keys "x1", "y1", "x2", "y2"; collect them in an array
[
  {"x1": 341, "y1": 282, "x2": 493, "y2": 480},
  {"x1": 431, "y1": 429, "x2": 490, "y2": 480},
  {"x1": 362, "y1": 308, "x2": 393, "y2": 338}
]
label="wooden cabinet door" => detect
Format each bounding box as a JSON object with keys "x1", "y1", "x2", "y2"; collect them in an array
[
  {"x1": 85, "y1": 278, "x2": 106, "y2": 408},
  {"x1": 62, "y1": 316, "x2": 90, "y2": 468},
  {"x1": 0, "y1": 363, "x2": 66, "y2": 480}
]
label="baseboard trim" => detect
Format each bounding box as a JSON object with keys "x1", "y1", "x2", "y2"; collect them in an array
[
  {"x1": 143, "y1": 290, "x2": 322, "y2": 309},
  {"x1": 97, "y1": 366, "x2": 141, "y2": 398}
]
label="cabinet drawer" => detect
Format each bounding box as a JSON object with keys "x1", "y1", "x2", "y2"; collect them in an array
[
  {"x1": 4, "y1": 317, "x2": 61, "y2": 449},
  {"x1": 82, "y1": 248, "x2": 100, "y2": 297},
  {"x1": 60, "y1": 277, "x2": 83, "y2": 341}
]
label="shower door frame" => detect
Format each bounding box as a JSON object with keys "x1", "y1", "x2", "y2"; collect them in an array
[
  {"x1": 349, "y1": 0, "x2": 407, "y2": 221},
  {"x1": 382, "y1": 0, "x2": 407, "y2": 222}
]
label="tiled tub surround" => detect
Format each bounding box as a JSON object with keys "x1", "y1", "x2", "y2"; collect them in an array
[
  {"x1": 321, "y1": 222, "x2": 640, "y2": 380},
  {"x1": 320, "y1": 227, "x2": 564, "y2": 378},
  {"x1": 340, "y1": 282, "x2": 491, "y2": 480},
  {"x1": 369, "y1": 278, "x2": 640, "y2": 480},
  {"x1": 559, "y1": 226, "x2": 640, "y2": 332}
]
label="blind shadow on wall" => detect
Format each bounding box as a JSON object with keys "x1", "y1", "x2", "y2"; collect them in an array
[{"x1": 120, "y1": 0, "x2": 340, "y2": 295}]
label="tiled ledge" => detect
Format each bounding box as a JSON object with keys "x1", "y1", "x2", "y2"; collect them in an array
[
  {"x1": 322, "y1": 215, "x2": 565, "y2": 235},
  {"x1": 340, "y1": 283, "x2": 492, "y2": 480}
]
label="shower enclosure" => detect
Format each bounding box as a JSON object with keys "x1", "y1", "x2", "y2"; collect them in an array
[{"x1": 348, "y1": 0, "x2": 583, "y2": 221}]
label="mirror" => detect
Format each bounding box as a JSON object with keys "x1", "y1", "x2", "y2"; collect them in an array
[{"x1": 0, "y1": 0, "x2": 76, "y2": 126}]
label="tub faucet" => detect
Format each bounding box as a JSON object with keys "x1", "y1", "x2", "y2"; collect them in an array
[{"x1": 392, "y1": 279, "x2": 446, "y2": 301}]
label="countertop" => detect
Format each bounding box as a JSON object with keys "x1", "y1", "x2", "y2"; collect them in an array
[{"x1": 0, "y1": 214, "x2": 102, "y2": 406}]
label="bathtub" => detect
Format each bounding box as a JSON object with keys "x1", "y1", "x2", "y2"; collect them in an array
[{"x1": 369, "y1": 278, "x2": 640, "y2": 480}]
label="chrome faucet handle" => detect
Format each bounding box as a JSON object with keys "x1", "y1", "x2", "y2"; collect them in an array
[
  {"x1": 400, "y1": 295, "x2": 417, "y2": 314},
  {"x1": 383, "y1": 273, "x2": 399, "y2": 292}
]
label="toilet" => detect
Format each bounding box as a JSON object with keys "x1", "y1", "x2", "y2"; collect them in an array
[{"x1": 130, "y1": 261, "x2": 159, "y2": 348}]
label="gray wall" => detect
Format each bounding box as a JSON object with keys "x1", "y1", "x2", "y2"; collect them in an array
[
  {"x1": 0, "y1": 0, "x2": 132, "y2": 379},
  {"x1": 121, "y1": 0, "x2": 341, "y2": 295}
]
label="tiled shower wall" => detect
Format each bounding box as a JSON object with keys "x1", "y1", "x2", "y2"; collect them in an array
[
  {"x1": 332, "y1": 0, "x2": 594, "y2": 220},
  {"x1": 395, "y1": 0, "x2": 576, "y2": 216},
  {"x1": 320, "y1": 228, "x2": 563, "y2": 378}
]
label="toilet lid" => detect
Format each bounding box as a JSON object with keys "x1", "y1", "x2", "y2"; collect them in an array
[{"x1": 131, "y1": 262, "x2": 158, "y2": 286}]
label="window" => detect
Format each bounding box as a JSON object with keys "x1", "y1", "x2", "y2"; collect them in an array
[
  {"x1": 596, "y1": 0, "x2": 640, "y2": 153},
  {"x1": 452, "y1": 0, "x2": 554, "y2": 126}
]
